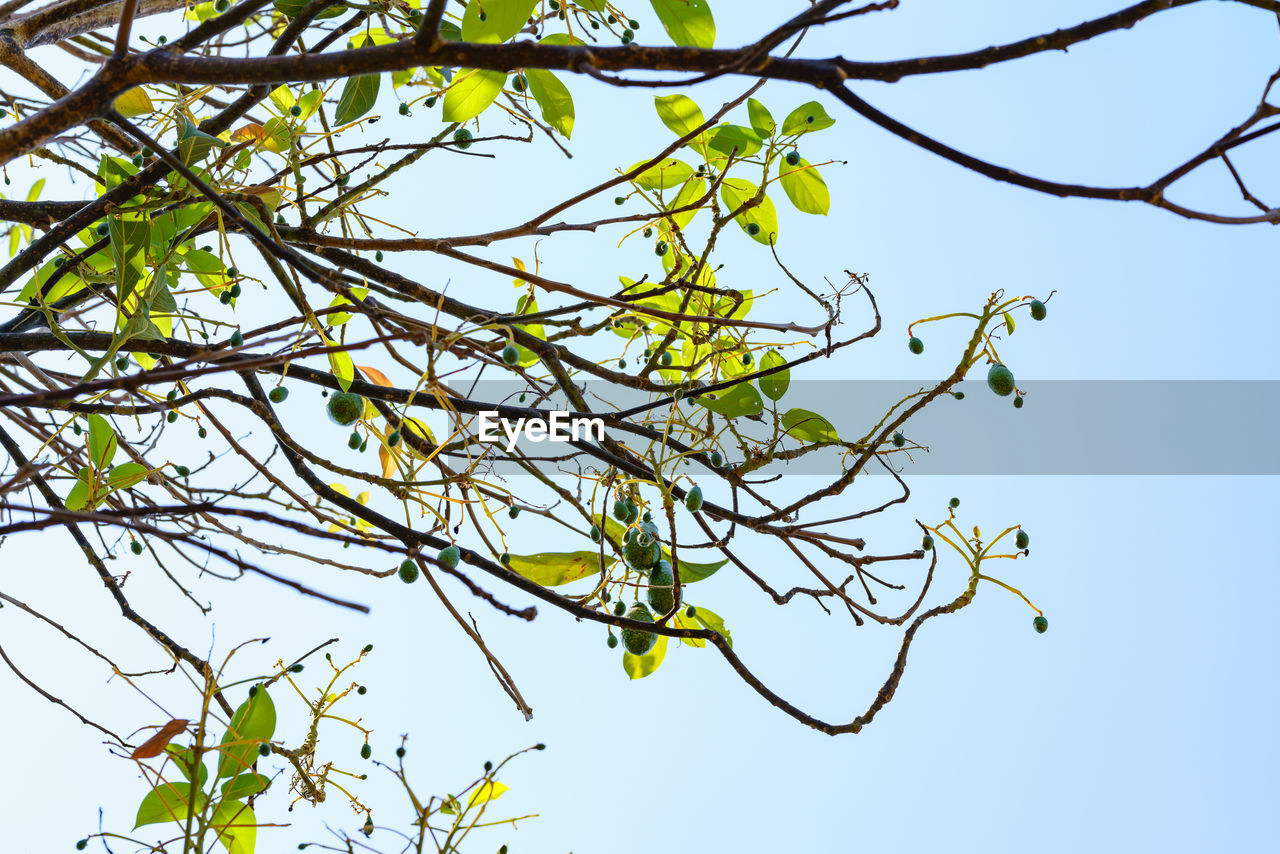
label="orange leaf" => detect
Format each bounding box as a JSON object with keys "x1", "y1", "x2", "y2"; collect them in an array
[
  {"x1": 357, "y1": 365, "x2": 392, "y2": 387},
  {"x1": 379, "y1": 443, "x2": 398, "y2": 479},
  {"x1": 231, "y1": 123, "x2": 266, "y2": 143},
  {"x1": 131, "y1": 719, "x2": 190, "y2": 759}
]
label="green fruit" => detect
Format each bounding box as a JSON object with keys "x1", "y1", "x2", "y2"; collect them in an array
[
  {"x1": 396, "y1": 746, "x2": 406, "y2": 758},
  {"x1": 614, "y1": 196, "x2": 626, "y2": 205},
  {"x1": 685, "y1": 485, "x2": 703, "y2": 512},
  {"x1": 512, "y1": 74, "x2": 526, "y2": 93},
  {"x1": 686, "y1": 605, "x2": 696, "y2": 618},
  {"x1": 327, "y1": 392, "x2": 364, "y2": 426},
  {"x1": 660, "y1": 351, "x2": 673, "y2": 367},
  {"x1": 132, "y1": 154, "x2": 143, "y2": 166},
  {"x1": 1029, "y1": 299, "x2": 1047, "y2": 321},
  {"x1": 891, "y1": 431, "x2": 905, "y2": 448},
  {"x1": 336, "y1": 173, "x2": 349, "y2": 186},
  {"x1": 742, "y1": 351, "x2": 753, "y2": 365},
  {"x1": 166, "y1": 389, "x2": 178, "y2": 401},
  {"x1": 590, "y1": 525, "x2": 601, "y2": 543},
  {"x1": 198, "y1": 427, "x2": 208, "y2": 439},
  {"x1": 167, "y1": 412, "x2": 179, "y2": 424},
  {"x1": 227, "y1": 267, "x2": 239, "y2": 278},
  {"x1": 953, "y1": 391, "x2": 965, "y2": 400},
  {"x1": 620, "y1": 603, "x2": 657, "y2": 655},
  {"x1": 613, "y1": 499, "x2": 628, "y2": 521},
  {"x1": 290, "y1": 104, "x2": 302, "y2": 116},
  {"x1": 1033, "y1": 615, "x2": 1048, "y2": 634},
  {"x1": 508, "y1": 505, "x2": 520, "y2": 519},
  {"x1": 229, "y1": 330, "x2": 244, "y2": 347},
  {"x1": 501, "y1": 344, "x2": 520, "y2": 365},
  {"x1": 987, "y1": 363, "x2": 1015, "y2": 397},
  {"x1": 437, "y1": 546, "x2": 460, "y2": 569},
  {"x1": 375, "y1": 250, "x2": 384, "y2": 262},
  {"x1": 949, "y1": 497, "x2": 960, "y2": 509},
  {"x1": 115, "y1": 356, "x2": 129, "y2": 371},
  {"x1": 360, "y1": 743, "x2": 371, "y2": 759},
  {"x1": 908, "y1": 337, "x2": 924, "y2": 355},
  {"x1": 348, "y1": 431, "x2": 361, "y2": 450},
  {"x1": 499, "y1": 552, "x2": 510, "y2": 564},
  {"x1": 130, "y1": 540, "x2": 143, "y2": 555},
  {"x1": 613, "y1": 599, "x2": 626, "y2": 616},
  {"x1": 214, "y1": 0, "x2": 229, "y2": 11},
  {"x1": 624, "y1": 500, "x2": 639, "y2": 523},
  {"x1": 268, "y1": 386, "x2": 288, "y2": 403},
  {"x1": 643, "y1": 228, "x2": 653, "y2": 238},
  {"x1": 922, "y1": 534, "x2": 933, "y2": 550},
  {"x1": 1013, "y1": 395, "x2": 1024, "y2": 409},
  {"x1": 617, "y1": 358, "x2": 626, "y2": 368},
  {"x1": 607, "y1": 634, "x2": 618, "y2": 648},
  {"x1": 655, "y1": 240, "x2": 668, "y2": 256},
  {"x1": 96, "y1": 223, "x2": 109, "y2": 236},
  {"x1": 646, "y1": 560, "x2": 678, "y2": 614},
  {"x1": 709, "y1": 450, "x2": 723, "y2": 468},
  {"x1": 621, "y1": 29, "x2": 634, "y2": 43},
  {"x1": 219, "y1": 290, "x2": 232, "y2": 304},
  {"x1": 356, "y1": 685, "x2": 367, "y2": 694},
  {"x1": 453, "y1": 128, "x2": 473, "y2": 149},
  {"x1": 259, "y1": 743, "x2": 271, "y2": 756},
  {"x1": 398, "y1": 559, "x2": 418, "y2": 584},
  {"x1": 229, "y1": 284, "x2": 241, "y2": 298},
  {"x1": 425, "y1": 96, "x2": 437, "y2": 107},
  {"x1": 785, "y1": 150, "x2": 800, "y2": 166},
  {"x1": 623, "y1": 532, "x2": 660, "y2": 569},
  {"x1": 1015, "y1": 530, "x2": 1029, "y2": 550},
  {"x1": 746, "y1": 223, "x2": 761, "y2": 236},
  {"x1": 76, "y1": 841, "x2": 87, "y2": 851},
  {"x1": 387, "y1": 430, "x2": 400, "y2": 447},
  {"x1": 398, "y1": 102, "x2": 409, "y2": 115}
]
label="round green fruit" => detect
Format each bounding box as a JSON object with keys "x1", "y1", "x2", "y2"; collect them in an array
[
  {"x1": 398, "y1": 102, "x2": 409, "y2": 116},
  {"x1": 949, "y1": 497, "x2": 960, "y2": 509},
  {"x1": 891, "y1": 431, "x2": 905, "y2": 448},
  {"x1": 785, "y1": 150, "x2": 800, "y2": 167},
  {"x1": 453, "y1": 128, "x2": 473, "y2": 149},
  {"x1": 660, "y1": 351, "x2": 673, "y2": 367},
  {"x1": 613, "y1": 600, "x2": 626, "y2": 617},
  {"x1": 1029, "y1": 299, "x2": 1047, "y2": 321},
  {"x1": 130, "y1": 540, "x2": 143, "y2": 555},
  {"x1": 398, "y1": 559, "x2": 418, "y2": 584},
  {"x1": 347, "y1": 432, "x2": 361, "y2": 450},
  {"x1": 621, "y1": 603, "x2": 657, "y2": 655},
  {"x1": 685, "y1": 485, "x2": 703, "y2": 513},
  {"x1": 360, "y1": 743, "x2": 371, "y2": 760},
  {"x1": 746, "y1": 223, "x2": 761, "y2": 236},
  {"x1": 612, "y1": 499, "x2": 628, "y2": 521},
  {"x1": 229, "y1": 330, "x2": 244, "y2": 347},
  {"x1": 289, "y1": 104, "x2": 302, "y2": 117},
  {"x1": 1013, "y1": 396, "x2": 1024, "y2": 409},
  {"x1": 326, "y1": 392, "x2": 364, "y2": 426},
  {"x1": 590, "y1": 525, "x2": 601, "y2": 543},
  {"x1": 1033, "y1": 615, "x2": 1048, "y2": 634},
  {"x1": 908, "y1": 336, "x2": 924, "y2": 355},
  {"x1": 646, "y1": 560, "x2": 678, "y2": 614},
  {"x1": 1015, "y1": 530, "x2": 1029, "y2": 549},
  {"x1": 437, "y1": 546, "x2": 460, "y2": 569},
  {"x1": 508, "y1": 505, "x2": 520, "y2": 519},
  {"x1": 623, "y1": 532, "x2": 660, "y2": 569},
  {"x1": 268, "y1": 386, "x2": 288, "y2": 403},
  {"x1": 987, "y1": 363, "x2": 1015, "y2": 397},
  {"x1": 607, "y1": 634, "x2": 618, "y2": 648},
  {"x1": 501, "y1": 344, "x2": 519, "y2": 365},
  {"x1": 708, "y1": 450, "x2": 723, "y2": 468},
  {"x1": 922, "y1": 534, "x2": 933, "y2": 550}
]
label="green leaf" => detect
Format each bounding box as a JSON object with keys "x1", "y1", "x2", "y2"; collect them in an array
[
  {"x1": 693, "y1": 382, "x2": 764, "y2": 418},
  {"x1": 669, "y1": 555, "x2": 727, "y2": 584},
  {"x1": 506, "y1": 551, "x2": 600, "y2": 587},
  {"x1": 442, "y1": 68, "x2": 505, "y2": 122},
  {"x1": 462, "y1": 0, "x2": 538, "y2": 43},
  {"x1": 623, "y1": 632, "x2": 668, "y2": 679},
  {"x1": 326, "y1": 334, "x2": 355, "y2": 392},
  {"x1": 693, "y1": 606, "x2": 732, "y2": 648},
  {"x1": 651, "y1": 0, "x2": 715, "y2": 48},
  {"x1": 106, "y1": 462, "x2": 150, "y2": 491},
  {"x1": 675, "y1": 609, "x2": 705, "y2": 647},
  {"x1": 748, "y1": 98, "x2": 775, "y2": 137},
  {"x1": 667, "y1": 176, "x2": 706, "y2": 229},
  {"x1": 164, "y1": 744, "x2": 208, "y2": 787},
  {"x1": 273, "y1": 0, "x2": 344, "y2": 18},
  {"x1": 135, "y1": 782, "x2": 206, "y2": 829},
  {"x1": 334, "y1": 74, "x2": 380, "y2": 125},
  {"x1": 217, "y1": 686, "x2": 276, "y2": 779},
  {"x1": 467, "y1": 780, "x2": 509, "y2": 809},
  {"x1": 781, "y1": 408, "x2": 839, "y2": 444},
  {"x1": 221, "y1": 773, "x2": 270, "y2": 800},
  {"x1": 708, "y1": 124, "x2": 763, "y2": 158},
  {"x1": 64, "y1": 468, "x2": 91, "y2": 511},
  {"x1": 86, "y1": 414, "x2": 117, "y2": 470},
  {"x1": 781, "y1": 101, "x2": 836, "y2": 136},
  {"x1": 108, "y1": 215, "x2": 149, "y2": 302},
  {"x1": 1003, "y1": 311, "x2": 1016, "y2": 335},
  {"x1": 629, "y1": 157, "x2": 693, "y2": 190},
  {"x1": 654, "y1": 94, "x2": 705, "y2": 138},
  {"x1": 758, "y1": 350, "x2": 790, "y2": 401},
  {"x1": 210, "y1": 799, "x2": 256, "y2": 854},
  {"x1": 719, "y1": 178, "x2": 778, "y2": 244},
  {"x1": 525, "y1": 68, "x2": 574, "y2": 139},
  {"x1": 778, "y1": 157, "x2": 830, "y2": 215},
  {"x1": 176, "y1": 116, "x2": 227, "y2": 165}
]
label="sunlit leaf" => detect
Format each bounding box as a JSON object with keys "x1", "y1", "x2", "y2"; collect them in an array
[
  {"x1": 210, "y1": 799, "x2": 256, "y2": 854},
  {"x1": 334, "y1": 73, "x2": 380, "y2": 125},
  {"x1": 505, "y1": 551, "x2": 600, "y2": 587},
  {"x1": 693, "y1": 382, "x2": 763, "y2": 418},
  {"x1": 216, "y1": 686, "x2": 276, "y2": 779},
  {"x1": 781, "y1": 101, "x2": 837, "y2": 136},
  {"x1": 758, "y1": 349, "x2": 790, "y2": 401},
  {"x1": 86, "y1": 414, "x2": 117, "y2": 470},
  {"x1": 525, "y1": 68, "x2": 574, "y2": 139},
  {"x1": 135, "y1": 782, "x2": 205, "y2": 829},
  {"x1": 629, "y1": 157, "x2": 693, "y2": 190},
  {"x1": 466, "y1": 780, "x2": 509, "y2": 809},
  {"x1": 461, "y1": 0, "x2": 538, "y2": 43},
  {"x1": 114, "y1": 88, "x2": 154, "y2": 118},
  {"x1": 719, "y1": 178, "x2": 778, "y2": 244},
  {"x1": 623, "y1": 633, "x2": 668, "y2": 679},
  {"x1": 651, "y1": 0, "x2": 715, "y2": 48},
  {"x1": 781, "y1": 408, "x2": 839, "y2": 444},
  {"x1": 778, "y1": 157, "x2": 830, "y2": 215},
  {"x1": 654, "y1": 94, "x2": 705, "y2": 138},
  {"x1": 692, "y1": 606, "x2": 732, "y2": 648},
  {"x1": 748, "y1": 98, "x2": 775, "y2": 137},
  {"x1": 442, "y1": 68, "x2": 505, "y2": 122}
]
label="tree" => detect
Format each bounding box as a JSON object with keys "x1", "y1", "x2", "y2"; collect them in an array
[{"x1": 0, "y1": 0, "x2": 1274, "y2": 850}]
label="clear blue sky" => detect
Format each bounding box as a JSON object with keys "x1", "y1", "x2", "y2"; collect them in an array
[{"x1": 3, "y1": 2, "x2": 1277, "y2": 852}]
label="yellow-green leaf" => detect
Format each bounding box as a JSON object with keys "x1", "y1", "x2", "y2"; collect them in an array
[
  {"x1": 719, "y1": 178, "x2": 778, "y2": 244},
  {"x1": 334, "y1": 73, "x2": 380, "y2": 125},
  {"x1": 114, "y1": 88, "x2": 154, "y2": 118},
  {"x1": 525, "y1": 68, "x2": 574, "y2": 139},
  {"x1": 466, "y1": 780, "x2": 509, "y2": 809},
  {"x1": 505, "y1": 551, "x2": 600, "y2": 587},
  {"x1": 209, "y1": 799, "x2": 256, "y2": 854},
  {"x1": 781, "y1": 408, "x2": 839, "y2": 444},
  {"x1": 442, "y1": 68, "x2": 505, "y2": 123},
  {"x1": 778, "y1": 157, "x2": 830, "y2": 215},
  {"x1": 629, "y1": 158, "x2": 693, "y2": 190},
  {"x1": 651, "y1": 0, "x2": 715, "y2": 48},
  {"x1": 461, "y1": 0, "x2": 538, "y2": 43},
  {"x1": 781, "y1": 101, "x2": 837, "y2": 136},
  {"x1": 623, "y1": 633, "x2": 668, "y2": 679}
]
